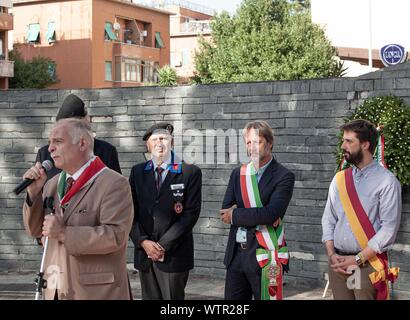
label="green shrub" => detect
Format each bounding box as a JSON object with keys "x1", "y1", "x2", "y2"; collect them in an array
[
  {"x1": 157, "y1": 65, "x2": 177, "y2": 86},
  {"x1": 335, "y1": 95, "x2": 410, "y2": 185},
  {"x1": 9, "y1": 49, "x2": 58, "y2": 89}
]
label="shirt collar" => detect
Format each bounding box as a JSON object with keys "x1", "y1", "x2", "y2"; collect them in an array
[
  {"x1": 255, "y1": 157, "x2": 273, "y2": 176},
  {"x1": 67, "y1": 155, "x2": 95, "y2": 181},
  {"x1": 152, "y1": 153, "x2": 172, "y2": 171},
  {"x1": 352, "y1": 160, "x2": 378, "y2": 177}
]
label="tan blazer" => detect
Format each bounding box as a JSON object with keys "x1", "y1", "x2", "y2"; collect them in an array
[{"x1": 23, "y1": 168, "x2": 133, "y2": 300}]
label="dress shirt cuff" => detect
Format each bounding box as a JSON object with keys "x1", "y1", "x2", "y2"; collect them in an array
[
  {"x1": 367, "y1": 238, "x2": 383, "y2": 254},
  {"x1": 321, "y1": 234, "x2": 334, "y2": 244}
]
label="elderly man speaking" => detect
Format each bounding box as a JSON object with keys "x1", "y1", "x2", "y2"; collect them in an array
[{"x1": 22, "y1": 118, "x2": 133, "y2": 300}]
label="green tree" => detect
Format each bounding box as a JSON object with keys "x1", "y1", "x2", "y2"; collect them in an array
[
  {"x1": 9, "y1": 49, "x2": 58, "y2": 89},
  {"x1": 194, "y1": 0, "x2": 343, "y2": 84},
  {"x1": 157, "y1": 65, "x2": 177, "y2": 86}
]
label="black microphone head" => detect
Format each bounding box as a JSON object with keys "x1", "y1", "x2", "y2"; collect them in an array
[{"x1": 42, "y1": 160, "x2": 53, "y2": 172}]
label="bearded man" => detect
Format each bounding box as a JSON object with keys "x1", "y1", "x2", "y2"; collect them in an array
[{"x1": 322, "y1": 119, "x2": 402, "y2": 300}]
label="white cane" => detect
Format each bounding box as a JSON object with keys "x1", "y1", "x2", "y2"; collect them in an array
[
  {"x1": 322, "y1": 280, "x2": 330, "y2": 298},
  {"x1": 35, "y1": 236, "x2": 50, "y2": 300},
  {"x1": 35, "y1": 197, "x2": 55, "y2": 300},
  {"x1": 322, "y1": 273, "x2": 330, "y2": 298}
]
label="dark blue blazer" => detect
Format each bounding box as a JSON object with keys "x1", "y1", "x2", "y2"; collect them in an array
[
  {"x1": 222, "y1": 158, "x2": 295, "y2": 271},
  {"x1": 129, "y1": 161, "x2": 202, "y2": 273}
]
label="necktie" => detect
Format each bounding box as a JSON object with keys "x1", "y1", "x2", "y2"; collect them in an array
[
  {"x1": 65, "y1": 177, "x2": 75, "y2": 195},
  {"x1": 155, "y1": 167, "x2": 164, "y2": 192}
]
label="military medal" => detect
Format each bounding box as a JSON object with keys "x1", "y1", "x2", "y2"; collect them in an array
[
  {"x1": 174, "y1": 202, "x2": 183, "y2": 214},
  {"x1": 171, "y1": 183, "x2": 184, "y2": 215}
]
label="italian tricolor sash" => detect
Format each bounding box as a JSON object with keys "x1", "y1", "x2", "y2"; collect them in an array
[
  {"x1": 335, "y1": 167, "x2": 399, "y2": 300},
  {"x1": 374, "y1": 126, "x2": 387, "y2": 168},
  {"x1": 57, "y1": 156, "x2": 107, "y2": 207},
  {"x1": 240, "y1": 162, "x2": 289, "y2": 300}
]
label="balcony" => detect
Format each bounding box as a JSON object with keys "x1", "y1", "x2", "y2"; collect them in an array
[
  {"x1": 0, "y1": 12, "x2": 13, "y2": 31},
  {"x1": 0, "y1": 59, "x2": 13, "y2": 77},
  {"x1": 112, "y1": 41, "x2": 161, "y2": 62}
]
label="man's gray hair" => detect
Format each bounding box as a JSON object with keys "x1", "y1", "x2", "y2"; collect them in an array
[{"x1": 55, "y1": 118, "x2": 94, "y2": 155}]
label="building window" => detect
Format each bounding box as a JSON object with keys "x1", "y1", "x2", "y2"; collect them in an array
[
  {"x1": 0, "y1": 39, "x2": 4, "y2": 60},
  {"x1": 117, "y1": 58, "x2": 157, "y2": 83},
  {"x1": 124, "y1": 58, "x2": 140, "y2": 82},
  {"x1": 26, "y1": 23, "x2": 40, "y2": 43},
  {"x1": 46, "y1": 22, "x2": 56, "y2": 43},
  {"x1": 105, "y1": 61, "x2": 112, "y2": 81},
  {"x1": 142, "y1": 61, "x2": 156, "y2": 83},
  {"x1": 182, "y1": 48, "x2": 190, "y2": 66},
  {"x1": 155, "y1": 32, "x2": 164, "y2": 48},
  {"x1": 153, "y1": 62, "x2": 159, "y2": 83},
  {"x1": 126, "y1": 63, "x2": 137, "y2": 82},
  {"x1": 105, "y1": 22, "x2": 117, "y2": 41},
  {"x1": 48, "y1": 62, "x2": 56, "y2": 81},
  {"x1": 171, "y1": 52, "x2": 182, "y2": 67}
]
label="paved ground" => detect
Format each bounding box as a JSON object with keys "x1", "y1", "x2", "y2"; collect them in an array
[{"x1": 0, "y1": 269, "x2": 332, "y2": 300}]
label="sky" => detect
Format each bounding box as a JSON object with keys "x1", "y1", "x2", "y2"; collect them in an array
[
  {"x1": 134, "y1": 0, "x2": 244, "y2": 15},
  {"x1": 193, "y1": 0, "x2": 244, "y2": 14}
]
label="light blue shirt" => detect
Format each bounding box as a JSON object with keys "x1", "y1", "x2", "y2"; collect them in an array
[
  {"x1": 152, "y1": 153, "x2": 171, "y2": 183},
  {"x1": 236, "y1": 158, "x2": 273, "y2": 243},
  {"x1": 322, "y1": 160, "x2": 402, "y2": 254}
]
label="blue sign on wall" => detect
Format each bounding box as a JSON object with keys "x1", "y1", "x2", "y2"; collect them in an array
[{"x1": 380, "y1": 44, "x2": 407, "y2": 67}]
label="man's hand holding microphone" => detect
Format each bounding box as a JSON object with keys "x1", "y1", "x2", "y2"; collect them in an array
[
  {"x1": 19, "y1": 161, "x2": 65, "y2": 242},
  {"x1": 21, "y1": 161, "x2": 48, "y2": 202}
]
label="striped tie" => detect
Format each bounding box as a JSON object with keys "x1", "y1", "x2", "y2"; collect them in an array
[
  {"x1": 155, "y1": 167, "x2": 164, "y2": 192},
  {"x1": 65, "y1": 177, "x2": 75, "y2": 195}
]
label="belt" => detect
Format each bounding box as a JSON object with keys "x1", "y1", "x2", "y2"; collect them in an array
[
  {"x1": 335, "y1": 248, "x2": 359, "y2": 256},
  {"x1": 237, "y1": 242, "x2": 247, "y2": 250}
]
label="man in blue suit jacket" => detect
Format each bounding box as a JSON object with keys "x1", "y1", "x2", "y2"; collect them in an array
[
  {"x1": 220, "y1": 120, "x2": 295, "y2": 300},
  {"x1": 129, "y1": 122, "x2": 202, "y2": 300}
]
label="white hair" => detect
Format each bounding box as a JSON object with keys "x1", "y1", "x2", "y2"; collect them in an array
[{"x1": 55, "y1": 118, "x2": 94, "y2": 156}]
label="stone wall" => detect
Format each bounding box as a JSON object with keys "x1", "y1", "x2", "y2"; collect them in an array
[{"x1": 1, "y1": 62, "x2": 410, "y2": 298}]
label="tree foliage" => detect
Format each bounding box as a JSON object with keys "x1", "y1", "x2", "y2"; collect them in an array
[
  {"x1": 194, "y1": 0, "x2": 344, "y2": 84},
  {"x1": 8, "y1": 49, "x2": 58, "y2": 89},
  {"x1": 157, "y1": 65, "x2": 177, "y2": 86},
  {"x1": 335, "y1": 96, "x2": 410, "y2": 185}
]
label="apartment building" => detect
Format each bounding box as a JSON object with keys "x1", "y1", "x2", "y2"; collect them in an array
[
  {"x1": 12, "y1": 0, "x2": 171, "y2": 89},
  {"x1": 167, "y1": 1, "x2": 213, "y2": 83},
  {"x1": 135, "y1": 1, "x2": 214, "y2": 83},
  {"x1": 0, "y1": 0, "x2": 13, "y2": 90}
]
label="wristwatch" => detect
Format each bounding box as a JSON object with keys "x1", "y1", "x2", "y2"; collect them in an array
[{"x1": 355, "y1": 254, "x2": 363, "y2": 266}]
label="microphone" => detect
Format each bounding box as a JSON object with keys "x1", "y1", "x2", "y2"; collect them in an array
[{"x1": 13, "y1": 160, "x2": 53, "y2": 195}]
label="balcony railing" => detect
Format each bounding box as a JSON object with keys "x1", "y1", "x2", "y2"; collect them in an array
[
  {"x1": 180, "y1": 20, "x2": 211, "y2": 33},
  {"x1": 0, "y1": 0, "x2": 12, "y2": 8},
  {"x1": 0, "y1": 59, "x2": 14, "y2": 77},
  {"x1": 134, "y1": 0, "x2": 215, "y2": 16}
]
